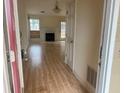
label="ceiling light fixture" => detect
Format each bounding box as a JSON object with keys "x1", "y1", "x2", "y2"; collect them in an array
[
  {"x1": 40, "y1": 11, "x2": 45, "y2": 13},
  {"x1": 53, "y1": 0, "x2": 61, "y2": 13}
]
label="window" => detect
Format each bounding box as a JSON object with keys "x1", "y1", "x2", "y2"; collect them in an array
[
  {"x1": 61, "y1": 22, "x2": 66, "y2": 38},
  {"x1": 29, "y1": 19, "x2": 40, "y2": 31}
]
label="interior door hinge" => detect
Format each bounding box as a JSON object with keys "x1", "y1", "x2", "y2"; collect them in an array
[
  {"x1": 6, "y1": 52, "x2": 10, "y2": 62},
  {"x1": 100, "y1": 46, "x2": 103, "y2": 59},
  {"x1": 10, "y1": 50, "x2": 15, "y2": 62},
  {"x1": 99, "y1": 46, "x2": 103, "y2": 67},
  {"x1": 6, "y1": 50, "x2": 15, "y2": 63}
]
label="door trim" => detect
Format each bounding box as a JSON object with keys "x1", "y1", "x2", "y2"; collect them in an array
[
  {"x1": 4, "y1": 0, "x2": 21, "y2": 92},
  {"x1": 13, "y1": 0, "x2": 24, "y2": 90},
  {"x1": 96, "y1": 0, "x2": 119, "y2": 93},
  {"x1": 65, "y1": 0, "x2": 76, "y2": 71},
  {"x1": 73, "y1": 0, "x2": 77, "y2": 72},
  {"x1": 3, "y1": 39, "x2": 12, "y2": 93}
]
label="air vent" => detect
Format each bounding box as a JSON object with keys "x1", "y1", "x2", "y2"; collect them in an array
[{"x1": 87, "y1": 66, "x2": 97, "y2": 88}]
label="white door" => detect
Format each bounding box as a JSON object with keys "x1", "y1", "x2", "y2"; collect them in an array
[{"x1": 65, "y1": 1, "x2": 75, "y2": 70}]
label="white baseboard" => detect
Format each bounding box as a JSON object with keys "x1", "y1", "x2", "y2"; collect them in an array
[
  {"x1": 21, "y1": 87, "x2": 24, "y2": 93},
  {"x1": 73, "y1": 70, "x2": 95, "y2": 93}
]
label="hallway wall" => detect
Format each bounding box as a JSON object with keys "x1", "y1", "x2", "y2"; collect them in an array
[
  {"x1": 17, "y1": 0, "x2": 29, "y2": 50},
  {"x1": 73, "y1": 0, "x2": 104, "y2": 93},
  {"x1": 29, "y1": 15, "x2": 66, "y2": 41},
  {"x1": 109, "y1": 16, "x2": 120, "y2": 93}
]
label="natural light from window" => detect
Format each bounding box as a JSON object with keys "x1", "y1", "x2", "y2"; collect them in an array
[
  {"x1": 29, "y1": 19, "x2": 40, "y2": 31},
  {"x1": 61, "y1": 22, "x2": 66, "y2": 39}
]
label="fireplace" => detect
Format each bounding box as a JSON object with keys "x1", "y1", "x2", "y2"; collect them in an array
[{"x1": 45, "y1": 33, "x2": 55, "y2": 41}]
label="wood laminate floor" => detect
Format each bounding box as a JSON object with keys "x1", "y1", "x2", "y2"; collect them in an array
[{"x1": 24, "y1": 41, "x2": 87, "y2": 93}]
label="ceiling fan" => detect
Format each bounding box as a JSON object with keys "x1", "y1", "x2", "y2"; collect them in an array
[{"x1": 53, "y1": 0, "x2": 61, "y2": 13}]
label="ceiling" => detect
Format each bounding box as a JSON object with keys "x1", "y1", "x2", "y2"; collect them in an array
[{"x1": 25, "y1": 0, "x2": 72, "y2": 16}]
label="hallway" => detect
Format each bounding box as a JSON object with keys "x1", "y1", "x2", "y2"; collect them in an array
[{"x1": 24, "y1": 41, "x2": 87, "y2": 93}]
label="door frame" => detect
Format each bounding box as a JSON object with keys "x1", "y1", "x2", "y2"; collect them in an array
[
  {"x1": 4, "y1": 0, "x2": 24, "y2": 92},
  {"x1": 65, "y1": 0, "x2": 76, "y2": 71},
  {"x1": 96, "y1": 0, "x2": 120, "y2": 93},
  {"x1": 13, "y1": 0, "x2": 24, "y2": 91},
  {"x1": 3, "y1": 39, "x2": 11, "y2": 93}
]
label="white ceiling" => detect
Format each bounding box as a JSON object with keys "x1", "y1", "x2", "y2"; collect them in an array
[{"x1": 25, "y1": 0, "x2": 72, "y2": 16}]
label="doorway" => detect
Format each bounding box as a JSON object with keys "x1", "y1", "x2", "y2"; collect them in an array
[
  {"x1": 65, "y1": 0, "x2": 75, "y2": 70},
  {"x1": 3, "y1": 0, "x2": 120, "y2": 93}
]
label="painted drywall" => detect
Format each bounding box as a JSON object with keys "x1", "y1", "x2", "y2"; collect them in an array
[
  {"x1": 73, "y1": 0, "x2": 104, "y2": 92},
  {"x1": 25, "y1": 0, "x2": 68, "y2": 16},
  {"x1": 17, "y1": 0, "x2": 29, "y2": 50},
  {"x1": 17, "y1": 0, "x2": 67, "y2": 48},
  {"x1": 29, "y1": 15, "x2": 66, "y2": 41},
  {"x1": 109, "y1": 16, "x2": 120, "y2": 93}
]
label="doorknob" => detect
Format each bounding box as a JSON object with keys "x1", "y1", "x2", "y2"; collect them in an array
[
  {"x1": 70, "y1": 40, "x2": 73, "y2": 43},
  {"x1": 98, "y1": 62, "x2": 101, "y2": 67},
  {"x1": 6, "y1": 51, "x2": 10, "y2": 62}
]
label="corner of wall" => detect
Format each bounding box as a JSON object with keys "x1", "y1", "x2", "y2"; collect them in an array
[
  {"x1": 73, "y1": 70, "x2": 87, "y2": 92},
  {"x1": 73, "y1": 68, "x2": 96, "y2": 93}
]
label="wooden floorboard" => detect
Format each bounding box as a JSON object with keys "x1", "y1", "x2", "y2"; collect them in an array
[{"x1": 24, "y1": 41, "x2": 87, "y2": 93}]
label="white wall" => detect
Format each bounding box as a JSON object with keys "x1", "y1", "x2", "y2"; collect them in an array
[
  {"x1": 73, "y1": 0, "x2": 104, "y2": 93},
  {"x1": 109, "y1": 16, "x2": 120, "y2": 93},
  {"x1": 25, "y1": 0, "x2": 67, "y2": 16},
  {"x1": 17, "y1": 0, "x2": 29, "y2": 50},
  {"x1": 29, "y1": 15, "x2": 66, "y2": 41}
]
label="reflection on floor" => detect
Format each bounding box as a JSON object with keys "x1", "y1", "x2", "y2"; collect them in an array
[{"x1": 24, "y1": 41, "x2": 87, "y2": 93}]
